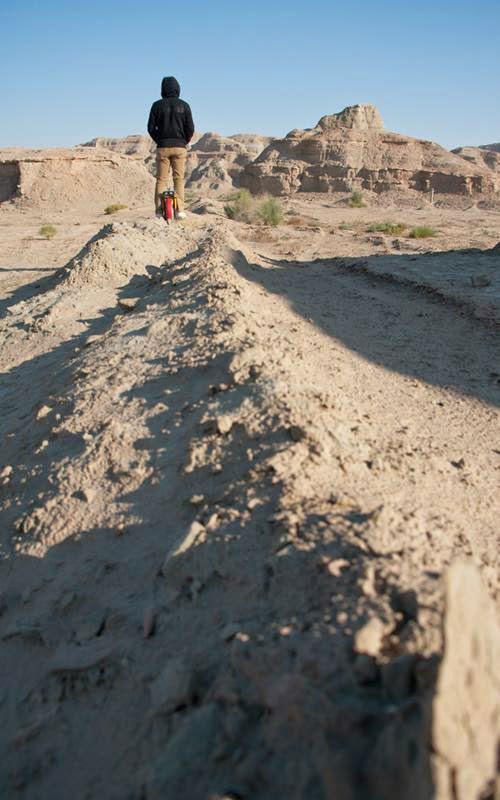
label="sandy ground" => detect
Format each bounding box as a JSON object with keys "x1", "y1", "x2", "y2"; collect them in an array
[{"x1": 0, "y1": 197, "x2": 499, "y2": 799}]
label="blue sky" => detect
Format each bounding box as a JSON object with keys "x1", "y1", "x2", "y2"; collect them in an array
[{"x1": 1, "y1": 0, "x2": 499, "y2": 150}]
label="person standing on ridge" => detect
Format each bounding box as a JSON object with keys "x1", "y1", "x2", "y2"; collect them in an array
[{"x1": 147, "y1": 76, "x2": 194, "y2": 220}]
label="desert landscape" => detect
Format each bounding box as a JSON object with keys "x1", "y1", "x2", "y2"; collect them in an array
[{"x1": 0, "y1": 104, "x2": 499, "y2": 799}]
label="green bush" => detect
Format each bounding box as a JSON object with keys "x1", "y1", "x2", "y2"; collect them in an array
[
  {"x1": 367, "y1": 222, "x2": 406, "y2": 235},
  {"x1": 349, "y1": 190, "x2": 365, "y2": 208},
  {"x1": 409, "y1": 226, "x2": 437, "y2": 239},
  {"x1": 257, "y1": 196, "x2": 283, "y2": 227},
  {"x1": 224, "y1": 189, "x2": 253, "y2": 221},
  {"x1": 104, "y1": 203, "x2": 128, "y2": 215},
  {"x1": 39, "y1": 224, "x2": 57, "y2": 239}
]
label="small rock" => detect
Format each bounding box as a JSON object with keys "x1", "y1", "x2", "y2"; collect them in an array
[
  {"x1": 217, "y1": 415, "x2": 233, "y2": 435},
  {"x1": 360, "y1": 564, "x2": 377, "y2": 597},
  {"x1": 162, "y1": 521, "x2": 205, "y2": 571},
  {"x1": 189, "y1": 494, "x2": 204, "y2": 506},
  {"x1": 0, "y1": 465, "x2": 13, "y2": 479},
  {"x1": 247, "y1": 497, "x2": 261, "y2": 510},
  {"x1": 326, "y1": 558, "x2": 349, "y2": 577},
  {"x1": 205, "y1": 513, "x2": 219, "y2": 532},
  {"x1": 220, "y1": 623, "x2": 240, "y2": 642},
  {"x1": 289, "y1": 425, "x2": 306, "y2": 442},
  {"x1": 36, "y1": 404, "x2": 52, "y2": 420},
  {"x1": 354, "y1": 617, "x2": 386, "y2": 656},
  {"x1": 84, "y1": 335, "x2": 103, "y2": 347},
  {"x1": 209, "y1": 383, "x2": 229, "y2": 394},
  {"x1": 118, "y1": 298, "x2": 138, "y2": 311}
]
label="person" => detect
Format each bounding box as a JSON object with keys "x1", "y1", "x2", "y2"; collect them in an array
[{"x1": 147, "y1": 76, "x2": 194, "y2": 220}]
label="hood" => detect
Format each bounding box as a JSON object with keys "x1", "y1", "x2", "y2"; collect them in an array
[{"x1": 161, "y1": 76, "x2": 180, "y2": 98}]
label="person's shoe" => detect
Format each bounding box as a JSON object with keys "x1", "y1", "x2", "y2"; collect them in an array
[{"x1": 176, "y1": 211, "x2": 187, "y2": 220}]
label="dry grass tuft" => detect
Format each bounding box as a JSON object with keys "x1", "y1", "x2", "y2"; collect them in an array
[
  {"x1": 39, "y1": 224, "x2": 57, "y2": 239},
  {"x1": 104, "y1": 204, "x2": 128, "y2": 215}
]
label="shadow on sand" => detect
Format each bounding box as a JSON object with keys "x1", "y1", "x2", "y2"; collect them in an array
[
  {"x1": 0, "y1": 253, "x2": 443, "y2": 799},
  {"x1": 230, "y1": 246, "x2": 499, "y2": 409}
]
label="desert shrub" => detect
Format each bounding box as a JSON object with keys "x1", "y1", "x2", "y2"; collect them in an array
[
  {"x1": 224, "y1": 189, "x2": 253, "y2": 221},
  {"x1": 339, "y1": 223, "x2": 352, "y2": 231},
  {"x1": 39, "y1": 224, "x2": 57, "y2": 239},
  {"x1": 104, "y1": 203, "x2": 128, "y2": 215},
  {"x1": 257, "y1": 196, "x2": 283, "y2": 227},
  {"x1": 409, "y1": 226, "x2": 436, "y2": 239},
  {"x1": 349, "y1": 190, "x2": 365, "y2": 208},
  {"x1": 367, "y1": 222, "x2": 406, "y2": 235}
]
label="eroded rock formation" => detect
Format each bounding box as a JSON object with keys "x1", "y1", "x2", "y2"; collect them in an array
[
  {"x1": 240, "y1": 104, "x2": 498, "y2": 197},
  {"x1": 81, "y1": 132, "x2": 271, "y2": 194},
  {"x1": 453, "y1": 145, "x2": 500, "y2": 174},
  {"x1": 0, "y1": 147, "x2": 154, "y2": 210}
]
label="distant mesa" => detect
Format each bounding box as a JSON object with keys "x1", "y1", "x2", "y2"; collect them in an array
[{"x1": 240, "y1": 103, "x2": 498, "y2": 198}]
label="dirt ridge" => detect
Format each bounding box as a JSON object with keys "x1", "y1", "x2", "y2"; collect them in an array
[{"x1": 0, "y1": 219, "x2": 498, "y2": 798}]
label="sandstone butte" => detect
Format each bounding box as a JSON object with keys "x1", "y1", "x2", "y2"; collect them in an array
[{"x1": 239, "y1": 103, "x2": 499, "y2": 197}]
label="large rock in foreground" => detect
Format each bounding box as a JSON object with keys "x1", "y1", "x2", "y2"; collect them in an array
[
  {"x1": 433, "y1": 562, "x2": 500, "y2": 800},
  {"x1": 0, "y1": 147, "x2": 154, "y2": 210},
  {"x1": 240, "y1": 104, "x2": 498, "y2": 197}
]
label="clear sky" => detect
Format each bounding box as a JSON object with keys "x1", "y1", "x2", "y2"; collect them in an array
[{"x1": 1, "y1": 0, "x2": 499, "y2": 151}]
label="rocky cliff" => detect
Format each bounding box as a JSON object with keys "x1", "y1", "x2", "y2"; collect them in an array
[{"x1": 240, "y1": 104, "x2": 498, "y2": 198}]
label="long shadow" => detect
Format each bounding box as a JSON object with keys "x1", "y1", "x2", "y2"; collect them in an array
[
  {"x1": 0, "y1": 255, "x2": 439, "y2": 798},
  {"x1": 231, "y1": 247, "x2": 500, "y2": 409},
  {"x1": 0, "y1": 267, "x2": 55, "y2": 272},
  {"x1": 0, "y1": 268, "x2": 61, "y2": 317}
]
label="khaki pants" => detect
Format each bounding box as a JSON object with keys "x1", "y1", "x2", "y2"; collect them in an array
[{"x1": 155, "y1": 147, "x2": 187, "y2": 213}]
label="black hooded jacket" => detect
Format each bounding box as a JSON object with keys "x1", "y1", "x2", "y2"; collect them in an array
[{"x1": 147, "y1": 77, "x2": 195, "y2": 148}]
